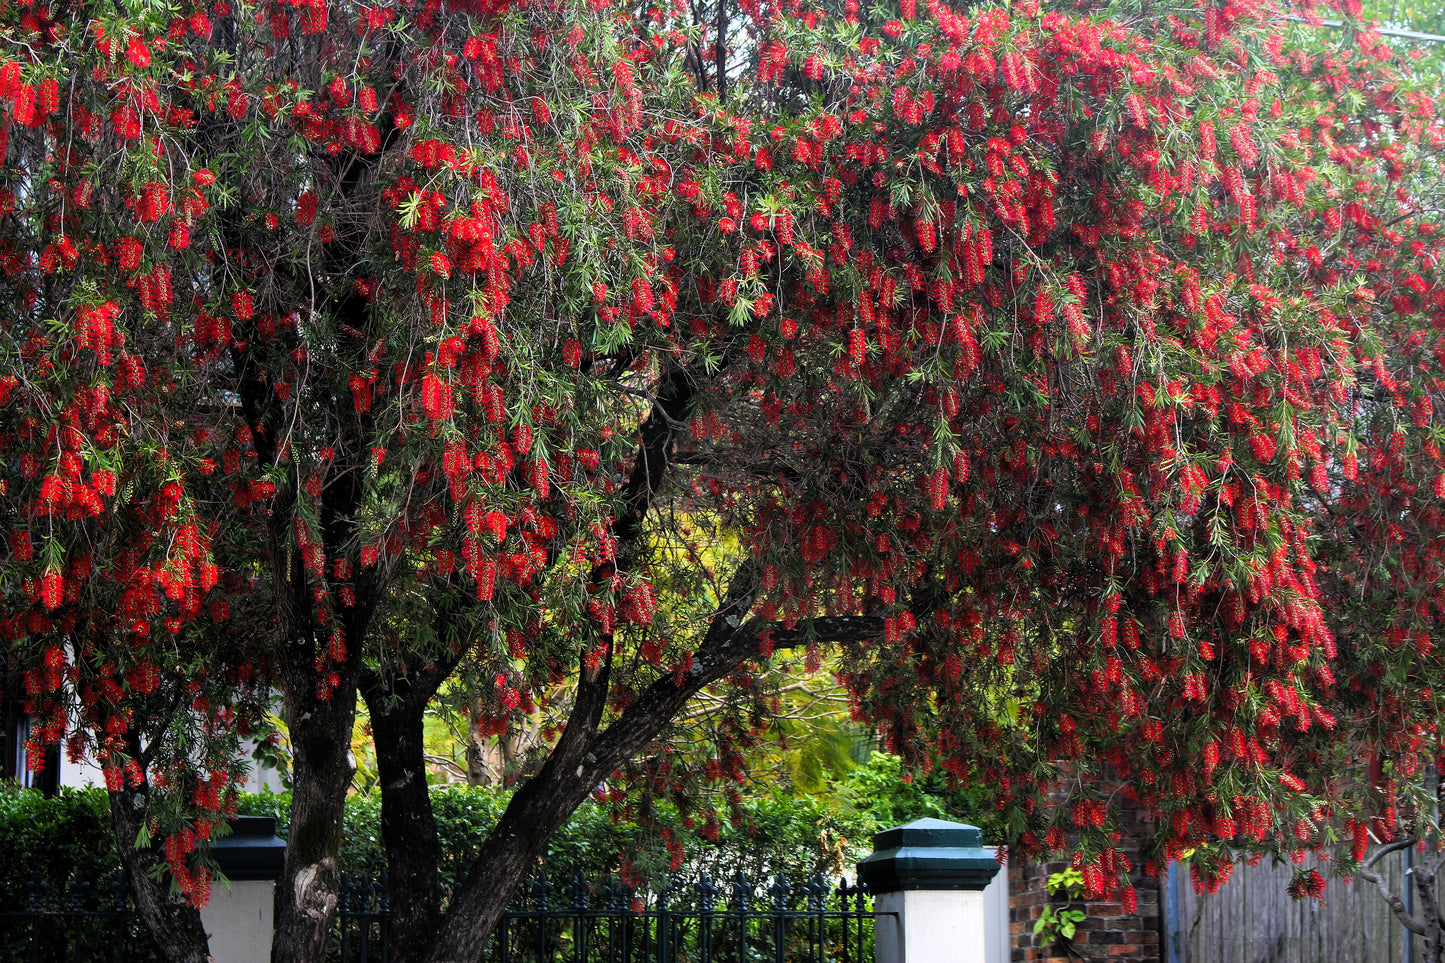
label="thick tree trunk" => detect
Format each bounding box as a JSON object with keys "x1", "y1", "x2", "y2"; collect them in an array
[
  {"x1": 270, "y1": 667, "x2": 360, "y2": 963},
  {"x1": 419, "y1": 693, "x2": 613, "y2": 963},
  {"x1": 364, "y1": 678, "x2": 443, "y2": 963},
  {"x1": 110, "y1": 784, "x2": 214, "y2": 963},
  {"x1": 420, "y1": 568, "x2": 762, "y2": 963},
  {"x1": 414, "y1": 560, "x2": 907, "y2": 963}
]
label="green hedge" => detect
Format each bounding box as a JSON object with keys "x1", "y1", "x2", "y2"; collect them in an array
[
  {"x1": 0, "y1": 756, "x2": 981, "y2": 960},
  {"x1": 0, "y1": 782, "x2": 888, "y2": 893},
  {"x1": 0, "y1": 753, "x2": 985, "y2": 896},
  {"x1": 234, "y1": 784, "x2": 878, "y2": 890},
  {"x1": 0, "y1": 784, "x2": 119, "y2": 892},
  {"x1": 0, "y1": 786, "x2": 161, "y2": 962}
]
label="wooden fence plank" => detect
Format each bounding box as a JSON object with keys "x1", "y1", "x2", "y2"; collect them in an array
[{"x1": 1176, "y1": 846, "x2": 1430, "y2": 963}]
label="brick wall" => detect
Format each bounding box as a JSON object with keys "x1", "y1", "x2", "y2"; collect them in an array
[{"x1": 1008, "y1": 804, "x2": 1165, "y2": 963}]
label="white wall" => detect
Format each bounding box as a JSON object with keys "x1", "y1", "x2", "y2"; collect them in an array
[
  {"x1": 201, "y1": 880, "x2": 275, "y2": 963},
  {"x1": 51, "y1": 731, "x2": 286, "y2": 794},
  {"x1": 983, "y1": 852, "x2": 1010, "y2": 963}
]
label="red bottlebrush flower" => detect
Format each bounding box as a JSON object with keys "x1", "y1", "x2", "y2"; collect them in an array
[
  {"x1": 40, "y1": 567, "x2": 64, "y2": 610},
  {"x1": 847, "y1": 328, "x2": 866, "y2": 365},
  {"x1": 232, "y1": 291, "x2": 254, "y2": 320},
  {"x1": 10, "y1": 82, "x2": 34, "y2": 127},
  {"x1": 1351, "y1": 822, "x2": 1368, "y2": 864},
  {"x1": 137, "y1": 182, "x2": 170, "y2": 223},
  {"x1": 928, "y1": 467, "x2": 948, "y2": 512},
  {"x1": 484, "y1": 511, "x2": 509, "y2": 542},
  {"x1": 36, "y1": 78, "x2": 58, "y2": 116},
  {"x1": 1229, "y1": 122, "x2": 1258, "y2": 167},
  {"x1": 296, "y1": 192, "x2": 318, "y2": 225},
  {"x1": 420, "y1": 373, "x2": 453, "y2": 419},
  {"x1": 126, "y1": 35, "x2": 152, "y2": 68},
  {"x1": 1033, "y1": 290, "x2": 1054, "y2": 326},
  {"x1": 349, "y1": 375, "x2": 373, "y2": 413},
  {"x1": 526, "y1": 458, "x2": 549, "y2": 497},
  {"x1": 476, "y1": 556, "x2": 497, "y2": 600},
  {"x1": 747, "y1": 334, "x2": 766, "y2": 364},
  {"x1": 112, "y1": 237, "x2": 144, "y2": 271},
  {"x1": 1288, "y1": 869, "x2": 1325, "y2": 902},
  {"x1": 167, "y1": 220, "x2": 191, "y2": 250},
  {"x1": 631, "y1": 279, "x2": 654, "y2": 315},
  {"x1": 562, "y1": 339, "x2": 582, "y2": 368},
  {"x1": 430, "y1": 252, "x2": 451, "y2": 278}
]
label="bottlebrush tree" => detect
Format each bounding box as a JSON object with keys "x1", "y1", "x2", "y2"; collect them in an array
[{"x1": 0, "y1": 0, "x2": 1442, "y2": 958}]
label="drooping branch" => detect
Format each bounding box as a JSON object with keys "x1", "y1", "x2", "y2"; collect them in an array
[
  {"x1": 109, "y1": 781, "x2": 212, "y2": 963},
  {"x1": 1358, "y1": 839, "x2": 1428, "y2": 937}
]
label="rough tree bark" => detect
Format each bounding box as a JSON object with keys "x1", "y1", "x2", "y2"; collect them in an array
[
  {"x1": 270, "y1": 656, "x2": 362, "y2": 963},
  {"x1": 361, "y1": 646, "x2": 468, "y2": 963},
  {"x1": 109, "y1": 732, "x2": 214, "y2": 963},
  {"x1": 239, "y1": 286, "x2": 380, "y2": 963}
]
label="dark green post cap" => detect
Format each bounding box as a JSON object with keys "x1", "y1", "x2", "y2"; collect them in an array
[
  {"x1": 211, "y1": 816, "x2": 286, "y2": 882},
  {"x1": 857, "y1": 818, "x2": 1000, "y2": 893}
]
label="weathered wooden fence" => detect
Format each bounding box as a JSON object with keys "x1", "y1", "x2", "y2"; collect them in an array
[{"x1": 1170, "y1": 846, "x2": 1419, "y2": 963}]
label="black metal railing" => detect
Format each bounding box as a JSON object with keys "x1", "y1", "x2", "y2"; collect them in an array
[
  {"x1": 335, "y1": 872, "x2": 873, "y2": 963},
  {"x1": 1, "y1": 870, "x2": 873, "y2": 963},
  {"x1": 0, "y1": 873, "x2": 163, "y2": 963}
]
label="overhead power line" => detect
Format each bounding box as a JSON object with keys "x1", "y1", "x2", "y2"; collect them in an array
[{"x1": 1285, "y1": 14, "x2": 1445, "y2": 45}]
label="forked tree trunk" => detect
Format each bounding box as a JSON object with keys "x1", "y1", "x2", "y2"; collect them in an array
[
  {"x1": 419, "y1": 674, "x2": 615, "y2": 963},
  {"x1": 1360, "y1": 838, "x2": 1444, "y2": 963},
  {"x1": 363, "y1": 676, "x2": 444, "y2": 963}
]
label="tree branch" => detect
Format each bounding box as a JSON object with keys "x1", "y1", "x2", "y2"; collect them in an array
[{"x1": 1359, "y1": 839, "x2": 1428, "y2": 937}]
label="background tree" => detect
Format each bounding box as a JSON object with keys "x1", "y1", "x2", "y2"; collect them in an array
[{"x1": 0, "y1": 0, "x2": 1443, "y2": 962}]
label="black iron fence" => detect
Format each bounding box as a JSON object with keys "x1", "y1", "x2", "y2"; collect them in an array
[
  {"x1": 338, "y1": 873, "x2": 874, "y2": 963},
  {"x1": 0, "y1": 874, "x2": 162, "y2": 963},
  {"x1": 0, "y1": 871, "x2": 873, "y2": 963}
]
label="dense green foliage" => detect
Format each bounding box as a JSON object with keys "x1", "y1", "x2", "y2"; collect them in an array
[
  {"x1": 0, "y1": 785, "x2": 119, "y2": 892},
  {"x1": 0, "y1": 758, "x2": 981, "y2": 896}
]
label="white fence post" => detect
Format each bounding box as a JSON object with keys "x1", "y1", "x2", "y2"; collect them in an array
[
  {"x1": 200, "y1": 816, "x2": 286, "y2": 963},
  {"x1": 858, "y1": 818, "x2": 1002, "y2": 963}
]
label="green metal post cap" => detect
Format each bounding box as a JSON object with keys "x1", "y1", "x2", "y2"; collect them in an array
[
  {"x1": 857, "y1": 818, "x2": 1000, "y2": 893},
  {"x1": 211, "y1": 816, "x2": 287, "y2": 882}
]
